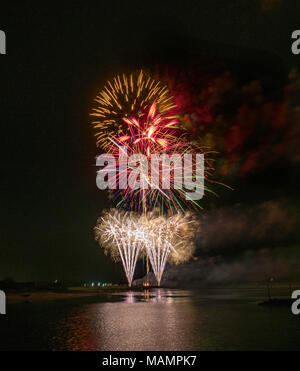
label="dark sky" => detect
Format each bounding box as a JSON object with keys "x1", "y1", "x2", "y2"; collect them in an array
[{"x1": 1, "y1": 1, "x2": 300, "y2": 282}]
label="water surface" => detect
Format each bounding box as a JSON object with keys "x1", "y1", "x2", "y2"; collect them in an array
[{"x1": 0, "y1": 288, "x2": 299, "y2": 350}]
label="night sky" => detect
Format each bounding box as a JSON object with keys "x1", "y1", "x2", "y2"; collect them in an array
[{"x1": 1, "y1": 1, "x2": 300, "y2": 283}]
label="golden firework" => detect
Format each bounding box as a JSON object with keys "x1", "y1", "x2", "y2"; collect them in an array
[{"x1": 90, "y1": 70, "x2": 176, "y2": 149}]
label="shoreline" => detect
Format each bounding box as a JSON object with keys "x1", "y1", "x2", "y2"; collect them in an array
[
  {"x1": 5, "y1": 283, "x2": 298, "y2": 304},
  {"x1": 5, "y1": 286, "x2": 140, "y2": 304}
]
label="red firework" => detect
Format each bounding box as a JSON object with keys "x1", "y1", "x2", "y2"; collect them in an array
[
  {"x1": 113, "y1": 101, "x2": 181, "y2": 157},
  {"x1": 97, "y1": 102, "x2": 213, "y2": 213}
]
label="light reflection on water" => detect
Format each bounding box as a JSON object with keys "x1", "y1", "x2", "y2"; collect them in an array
[
  {"x1": 51, "y1": 289, "x2": 196, "y2": 351},
  {"x1": 1, "y1": 288, "x2": 300, "y2": 350},
  {"x1": 120, "y1": 289, "x2": 175, "y2": 303}
]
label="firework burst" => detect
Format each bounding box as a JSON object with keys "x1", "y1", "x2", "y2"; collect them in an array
[
  {"x1": 92, "y1": 70, "x2": 217, "y2": 213},
  {"x1": 91, "y1": 70, "x2": 176, "y2": 149},
  {"x1": 115, "y1": 101, "x2": 180, "y2": 157},
  {"x1": 99, "y1": 103, "x2": 214, "y2": 213}
]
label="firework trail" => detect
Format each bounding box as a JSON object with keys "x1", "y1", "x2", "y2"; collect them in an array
[{"x1": 94, "y1": 209, "x2": 144, "y2": 287}]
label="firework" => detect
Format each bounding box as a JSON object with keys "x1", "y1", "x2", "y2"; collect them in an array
[
  {"x1": 97, "y1": 105, "x2": 212, "y2": 213},
  {"x1": 102, "y1": 149, "x2": 213, "y2": 213},
  {"x1": 95, "y1": 209, "x2": 199, "y2": 287},
  {"x1": 92, "y1": 70, "x2": 215, "y2": 213},
  {"x1": 91, "y1": 70, "x2": 176, "y2": 149},
  {"x1": 103, "y1": 100, "x2": 209, "y2": 212},
  {"x1": 114, "y1": 101, "x2": 181, "y2": 156},
  {"x1": 166, "y1": 212, "x2": 200, "y2": 265},
  {"x1": 94, "y1": 209, "x2": 144, "y2": 287},
  {"x1": 139, "y1": 211, "x2": 199, "y2": 286}
]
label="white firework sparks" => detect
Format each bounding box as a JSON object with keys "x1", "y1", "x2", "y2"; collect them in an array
[
  {"x1": 142, "y1": 212, "x2": 198, "y2": 286},
  {"x1": 95, "y1": 210, "x2": 144, "y2": 287},
  {"x1": 145, "y1": 225, "x2": 178, "y2": 286},
  {"x1": 95, "y1": 209, "x2": 199, "y2": 287}
]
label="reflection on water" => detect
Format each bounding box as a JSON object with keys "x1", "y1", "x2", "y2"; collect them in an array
[
  {"x1": 51, "y1": 289, "x2": 195, "y2": 351},
  {"x1": 122, "y1": 289, "x2": 174, "y2": 303},
  {"x1": 1, "y1": 288, "x2": 300, "y2": 350},
  {"x1": 91, "y1": 290, "x2": 196, "y2": 351}
]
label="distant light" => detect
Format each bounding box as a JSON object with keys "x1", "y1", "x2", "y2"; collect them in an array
[
  {"x1": 98, "y1": 282, "x2": 100, "y2": 286},
  {"x1": 91, "y1": 282, "x2": 94, "y2": 287}
]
